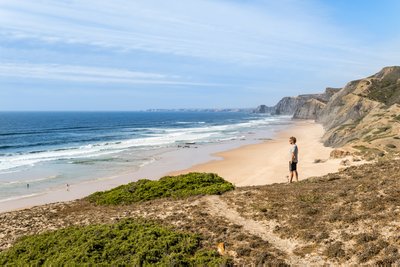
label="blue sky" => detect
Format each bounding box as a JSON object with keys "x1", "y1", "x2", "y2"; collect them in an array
[{"x1": 0, "y1": 0, "x2": 399, "y2": 110}]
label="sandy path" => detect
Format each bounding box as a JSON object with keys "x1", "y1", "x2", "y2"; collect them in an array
[{"x1": 205, "y1": 195, "x2": 330, "y2": 265}]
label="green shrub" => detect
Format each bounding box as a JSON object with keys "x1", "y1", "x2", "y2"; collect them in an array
[
  {"x1": 87, "y1": 172, "x2": 235, "y2": 205},
  {"x1": 0, "y1": 219, "x2": 231, "y2": 266},
  {"x1": 367, "y1": 79, "x2": 400, "y2": 106}
]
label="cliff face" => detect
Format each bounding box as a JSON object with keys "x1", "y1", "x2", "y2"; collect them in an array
[
  {"x1": 318, "y1": 67, "x2": 400, "y2": 128},
  {"x1": 317, "y1": 80, "x2": 381, "y2": 130},
  {"x1": 253, "y1": 104, "x2": 274, "y2": 114},
  {"x1": 292, "y1": 98, "x2": 326, "y2": 120},
  {"x1": 254, "y1": 88, "x2": 340, "y2": 115},
  {"x1": 273, "y1": 96, "x2": 307, "y2": 115},
  {"x1": 317, "y1": 66, "x2": 400, "y2": 156},
  {"x1": 255, "y1": 66, "x2": 400, "y2": 159},
  {"x1": 292, "y1": 88, "x2": 341, "y2": 119},
  {"x1": 253, "y1": 97, "x2": 300, "y2": 115}
]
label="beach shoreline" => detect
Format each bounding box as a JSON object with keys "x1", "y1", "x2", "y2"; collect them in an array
[
  {"x1": 0, "y1": 119, "x2": 349, "y2": 214},
  {"x1": 170, "y1": 120, "x2": 353, "y2": 186}
]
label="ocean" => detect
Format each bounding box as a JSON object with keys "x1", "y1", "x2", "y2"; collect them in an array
[{"x1": 0, "y1": 111, "x2": 292, "y2": 202}]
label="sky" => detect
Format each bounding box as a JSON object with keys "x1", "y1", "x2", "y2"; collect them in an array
[{"x1": 0, "y1": 0, "x2": 399, "y2": 111}]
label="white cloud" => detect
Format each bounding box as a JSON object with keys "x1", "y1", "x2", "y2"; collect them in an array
[
  {"x1": 0, "y1": 0, "x2": 368, "y2": 66},
  {"x1": 0, "y1": 0, "x2": 399, "y2": 110},
  {"x1": 0, "y1": 63, "x2": 221, "y2": 86}
]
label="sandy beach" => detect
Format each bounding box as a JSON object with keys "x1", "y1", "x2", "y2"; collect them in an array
[
  {"x1": 0, "y1": 120, "x2": 347, "y2": 213},
  {"x1": 171, "y1": 120, "x2": 347, "y2": 186}
]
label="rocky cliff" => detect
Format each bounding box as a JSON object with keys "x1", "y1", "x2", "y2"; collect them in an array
[
  {"x1": 254, "y1": 88, "x2": 340, "y2": 116},
  {"x1": 254, "y1": 66, "x2": 400, "y2": 160},
  {"x1": 273, "y1": 96, "x2": 307, "y2": 115},
  {"x1": 291, "y1": 66, "x2": 400, "y2": 159},
  {"x1": 292, "y1": 98, "x2": 326, "y2": 120},
  {"x1": 253, "y1": 104, "x2": 274, "y2": 114},
  {"x1": 253, "y1": 97, "x2": 305, "y2": 115},
  {"x1": 253, "y1": 88, "x2": 340, "y2": 115},
  {"x1": 297, "y1": 87, "x2": 341, "y2": 103},
  {"x1": 292, "y1": 88, "x2": 341, "y2": 119},
  {"x1": 317, "y1": 66, "x2": 400, "y2": 154}
]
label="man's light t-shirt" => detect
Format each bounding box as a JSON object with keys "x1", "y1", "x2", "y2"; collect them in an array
[{"x1": 289, "y1": 144, "x2": 298, "y2": 162}]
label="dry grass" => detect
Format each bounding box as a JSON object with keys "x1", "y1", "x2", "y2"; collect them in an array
[
  {"x1": 221, "y1": 159, "x2": 400, "y2": 264},
  {"x1": 1, "y1": 160, "x2": 400, "y2": 265}
]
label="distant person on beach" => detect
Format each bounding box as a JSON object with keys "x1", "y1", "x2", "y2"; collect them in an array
[{"x1": 289, "y1": 136, "x2": 298, "y2": 183}]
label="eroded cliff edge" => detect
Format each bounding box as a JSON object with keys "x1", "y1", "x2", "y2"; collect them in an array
[{"x1": 255, "y1": 66, "x2": 400, "y2": 160}]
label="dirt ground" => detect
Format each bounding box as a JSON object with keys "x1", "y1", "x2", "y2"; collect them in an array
[{"x1": 1, "y1": 159, "x2": 400, "y2": 265}]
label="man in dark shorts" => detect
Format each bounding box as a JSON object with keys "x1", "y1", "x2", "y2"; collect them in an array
[{"x1": 289, "y1": 136, "x2": 298, "y2": 183}]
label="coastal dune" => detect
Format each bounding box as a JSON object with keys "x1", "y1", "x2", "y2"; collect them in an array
[{"x1": 171, "y1": 120, "x2": 346, "y2": 186}]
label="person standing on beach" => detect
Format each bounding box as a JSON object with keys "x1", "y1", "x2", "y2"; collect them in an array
[{"x1": 289, "y1": 136, "x2": 298, "y2": 183}]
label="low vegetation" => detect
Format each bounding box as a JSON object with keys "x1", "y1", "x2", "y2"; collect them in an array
[
  {"x1": 87, "y1": 172, "x2": 235, "y2": 205},
  {"x1": 222, "y1": 159, "x2": 400, "y2": 264},
  {"x1": 393, "y1": 114, "x2": 400, "y2": 121},
  {"x1": 0, "y1": 219, "x2": 231, "y2": 266},
  {"x1": 352, "y1": 145, "x2": 385, "y2": 159},
  {"x1": 1, "y1": 162, "x2": 400, "y2": 265},
  {"x1": 367, "y1": 79, "x2": 400, "y2": 106}
]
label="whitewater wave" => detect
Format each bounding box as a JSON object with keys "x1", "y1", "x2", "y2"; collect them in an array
[{"x1": 0, "y1": 116, "x2": 290, "y2": 173}]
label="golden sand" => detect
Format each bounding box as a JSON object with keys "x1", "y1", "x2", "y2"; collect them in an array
[{"x1": 170, "y1": 120, "x2": 346, "y2": 186}]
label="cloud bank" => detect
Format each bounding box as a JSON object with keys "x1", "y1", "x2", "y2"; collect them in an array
[{"x1": 0, "y1": 0, "x2": 399, "y2": 109}]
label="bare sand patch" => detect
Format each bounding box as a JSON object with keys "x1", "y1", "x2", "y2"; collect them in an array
[{"x1": 171, "y1": 120, "x2": 348, "y2": 186}]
